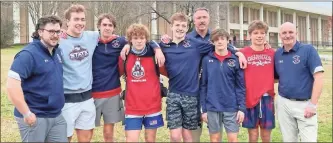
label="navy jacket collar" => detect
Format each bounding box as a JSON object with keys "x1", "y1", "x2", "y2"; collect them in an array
[
  {"x1": 33, "y1": 38, "x2": 58, "y2": 56},
  {"x1": 208, "y1": 50, "x2": 237, "y2": 61}
]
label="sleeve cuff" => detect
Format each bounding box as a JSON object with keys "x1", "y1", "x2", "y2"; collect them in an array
[
  {"x1": 313, "y1": 66, "x2": 324, "y2": 74},
  {"x1": 238, "y1": 106, "x2": 246, "y2": 113},
  {"x1": 201, "y1": 107, "x2": 207, "y2": 113},
  {"x1": 8, "y1": 70, "x2": 21, "y2": 81}
]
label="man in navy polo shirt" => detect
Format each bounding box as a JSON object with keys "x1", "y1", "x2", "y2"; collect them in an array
[
  {"x1": 6, "y1": 15, "x2": 67, "y2": 142},
  {"x1": 275, "y1": 22, "x2": 324, "y2": 142}
]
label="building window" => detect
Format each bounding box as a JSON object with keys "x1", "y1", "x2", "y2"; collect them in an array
[
  {"x1": 230, "y1": 5, "x2": 239, "y2": 24},
  {"x1": 284, "y1": 13, "x2": 293, "y2": 23},
  {"x1": 297, "y1": 16, "x2": 307, "y2": 42},
  {"x1": 263, "y1": 10, "x2": 267, "y2": 22},
  {"x1": 243, "y1": 7, "x2": 248, "y2": 24},
  {"x1": 310, "y1": 18, "x2": 318, "y2": 43},
  {"x1": 268, "y1": 11, "x2": 277, "y2": 27},
  {"x1": 322, "y1": 19, "x2": 329, "y2": 42},
  {"x1": 251, "y1": 8, "x2": 259, "y2": 22}
]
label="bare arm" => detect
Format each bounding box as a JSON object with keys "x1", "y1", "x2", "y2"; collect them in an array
[
  {"x1": 310, "y1": 72, "x2": 324, "y2": 105},
  {"x1": 6, "y1": 77, "x2": 30, "y2": 115}
]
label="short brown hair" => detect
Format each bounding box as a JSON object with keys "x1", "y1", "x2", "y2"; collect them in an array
[
  {"x1": 31, "y1": 15, "x2": 62, "y2": 39},
  {"x1": 248, "y1": 20, "x2": 269, "y2": 34},
  {"x1": 210, "y1": 28, "x2": 230, "y2": 42},
  {"x1": 97, "y1": 13, "x2": 116, "y2": 28},
  {"x1": 194, "y1": 7, "x2": 209, "y2": 14},
  {"x1": 170, "y1": 12, "x2": 188, "y2": 25},
  {"x1": 64, "y1": 4, "x2": 85, "y2": 20},
  {"x1": 126, "y1": 23, "x2": 150, "y2": 43}
]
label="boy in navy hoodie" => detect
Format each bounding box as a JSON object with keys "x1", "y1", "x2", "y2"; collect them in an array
[{"x1": 200, "y1": 28, "x2": 246, "y2": 142}]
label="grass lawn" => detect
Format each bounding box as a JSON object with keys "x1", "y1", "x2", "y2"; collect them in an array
[{"x1": 1, "y1": 46, "x2": 332, "y2": 142}]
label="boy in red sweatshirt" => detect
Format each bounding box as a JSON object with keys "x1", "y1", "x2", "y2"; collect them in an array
[{"x1": 119, "y1": 23, "x2": 164, "y2": 142}]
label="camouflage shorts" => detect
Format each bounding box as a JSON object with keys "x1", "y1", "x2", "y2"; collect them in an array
[{"x1": 166, "y1": 92, "x2": 199, "y2": 130}]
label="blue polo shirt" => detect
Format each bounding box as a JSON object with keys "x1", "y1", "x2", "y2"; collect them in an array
[
  {"x1": 274, "y1": 41, "x2": 324, "y2": 100},
  {"x1": 188, "y1": 29, "x2": 211, "y2": 41},
  {"x1": 160, "y1": 37, "x2": 213, "y2": 96},
  {"x1": 9, "y1": 39, "x2": 65, "y2": 118}
]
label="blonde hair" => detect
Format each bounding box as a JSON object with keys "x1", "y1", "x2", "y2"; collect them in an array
[
  {"x1": 64, "y1": 4, "x2": 86, "y2": 20},
  {"x1": 170, "y1": 12, "x2": 188, "y2": 25}
]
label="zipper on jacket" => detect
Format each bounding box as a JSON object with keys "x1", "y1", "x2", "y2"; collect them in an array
[{"x1": 105, "y1": 44, "x2": 108, "y2": 52}]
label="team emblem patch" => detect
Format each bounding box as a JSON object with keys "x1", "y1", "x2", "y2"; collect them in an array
[
  {"x1": 183, "y1": 40, "x2": 191, "y2": 48},
  {"x1": 69, "y1": 45, "x2": 89, "y2": 61},
  {"x1": 111, "y1": 40, "x2": 120, "y2": 48},
  {"x1": 131, "y1": 59, "x2": 145, "y2": 79},
  {"x1": 293, "y1": 55, "x2": 300, "y2": 64},
  {"x1": 227, "y1": 59, "x2": 236, "y2": 67}
]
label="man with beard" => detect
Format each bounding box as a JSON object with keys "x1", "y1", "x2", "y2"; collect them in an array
[{"x1": 6, "y1": 15, "x2": 67, "y2": 142}]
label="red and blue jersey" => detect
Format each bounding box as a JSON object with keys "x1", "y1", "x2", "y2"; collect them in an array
[{"x1": 119, "y1": 44, "x2": 161, "y2": 115}]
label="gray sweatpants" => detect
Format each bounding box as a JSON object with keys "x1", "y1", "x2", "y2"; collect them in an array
[{"x1": 15, "y1": 114, "x2": 67, "y2": 142}]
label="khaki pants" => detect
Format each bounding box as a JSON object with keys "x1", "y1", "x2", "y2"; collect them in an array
[{"x1": 276, "y1": 95, "x2": 318, "y2": 142}]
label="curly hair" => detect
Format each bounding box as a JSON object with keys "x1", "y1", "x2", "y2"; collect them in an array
[{"x1": 126, "y1": 23, "x2": 149, "y2": 43}]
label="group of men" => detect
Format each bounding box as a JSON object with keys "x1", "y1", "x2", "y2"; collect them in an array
[{"x1": 6, "y1": 3, "x2": 324, "y2": 143}]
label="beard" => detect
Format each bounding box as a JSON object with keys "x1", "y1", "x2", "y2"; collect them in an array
[{"x1": 41, "y1": 37, "x2": 59, "y2": 48}]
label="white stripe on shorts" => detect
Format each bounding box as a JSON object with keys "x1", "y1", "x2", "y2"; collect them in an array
[{"x1": 126, "y1": 112, "x2": 161, "y2": 118}]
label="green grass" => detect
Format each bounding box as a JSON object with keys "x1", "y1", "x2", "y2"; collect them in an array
[
  {"x1": 1, "y1": 46, "x2": 332, "y2": 142},
  {"x1": 317, "y1": 48, "x2": 332, "y2": 55}
]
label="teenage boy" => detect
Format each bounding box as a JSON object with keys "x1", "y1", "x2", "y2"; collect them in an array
[
  {"x1": 200, "y1": 28, "x2": 246, "y2": 142},
  {"x1": 92, "y1": 13, "x2": 126, "y2": 142},
  {"x1": 119, "y1": 23, "x2": 164, "y2": 142},
  {"x1": 240, "y1": 20, "x2": 276, "y2": 142}
]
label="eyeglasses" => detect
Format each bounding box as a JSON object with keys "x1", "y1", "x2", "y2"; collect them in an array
[{"x1": 41, "y1": 29, "x2": 61, "y2": 35}]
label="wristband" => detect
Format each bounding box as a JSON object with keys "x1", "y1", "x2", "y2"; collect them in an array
[{"x1": 23, "y1": 111, "x2": 32, "y2": 118}]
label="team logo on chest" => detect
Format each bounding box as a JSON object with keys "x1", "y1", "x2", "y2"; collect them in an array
[
  {"x1": 131, "y1": 58, "x2": 145, "y2": 79},
  {"x1": 227, "y1": 59, "x2": 236, "y2": 67},
  {"x1": 293, "y1": 55, "x2": 300, "y2": 64},
  {"x1": 183, "y1": 40, "x2": 191, "y2": 48},
  {"x1": 111, "y1": 40, "x2": 120, "y2": 48},
  {"x1": 69, "y1": 45, "x2": 89, "y2": 61}
]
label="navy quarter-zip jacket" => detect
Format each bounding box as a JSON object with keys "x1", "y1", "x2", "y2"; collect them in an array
[{"x1": 200, "y1": 51, "x2": 246, "y2": 113}]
